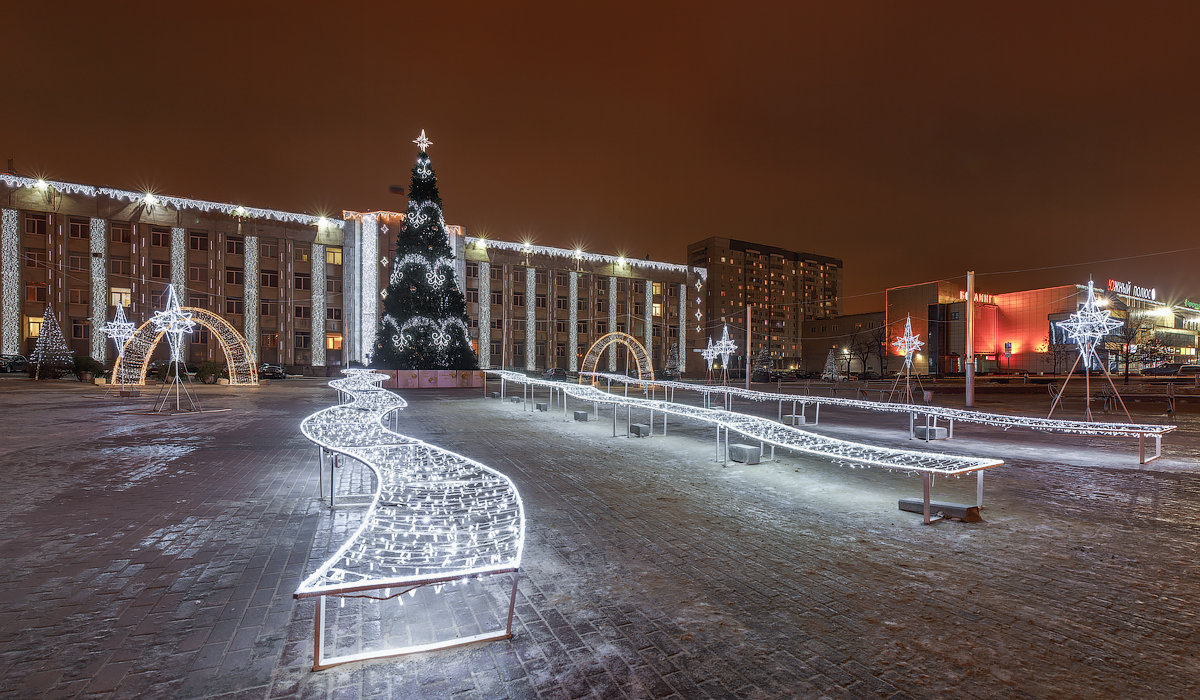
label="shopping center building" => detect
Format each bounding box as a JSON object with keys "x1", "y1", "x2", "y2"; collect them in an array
[{"x1": 884, "y1": 278, "x2": 1200, "y2": 375}]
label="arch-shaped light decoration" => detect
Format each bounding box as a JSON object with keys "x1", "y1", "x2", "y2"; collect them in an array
[
  {"x1": 294, "y1": 369, "x2": 525, "y2": 670},
  {"x1": 113, "y1": 306, "x2": 259, "y2": 386},
  {"x1": 578, "y1": 332, "x2": 654, "y2": 385}
]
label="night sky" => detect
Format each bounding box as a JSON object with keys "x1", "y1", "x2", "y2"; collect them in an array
[{"x1": 6, "y1": 3, "x2": 1200, "y2": 313}]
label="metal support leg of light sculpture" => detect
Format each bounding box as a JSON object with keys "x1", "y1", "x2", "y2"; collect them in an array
[
  {"x1": 1047, "y1": 354, "x2": 1083, "y2": 419},
  {"x1": 612, "y1": 404, "x2": 617, "y2": 437},
  {"x1": 308, "y1": 569, "x2": 520, "y2": 672},
  {"x1": 977, "y1": 470, "x2": 984, "y2": 509}
]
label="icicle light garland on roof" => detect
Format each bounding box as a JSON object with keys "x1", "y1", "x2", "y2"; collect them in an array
[
  {"x1": 581, "y1": 371, "x2": 1176, "y2": 439},
  {"x1": 0, "y1": 173, "x2": 341, "y2": 228},
  {"x1": 466, "y1": 237, "x2": 707, "y2": 278},
  {"x1": 294, "y1": 369, "x2": 525, "y2": 670}
]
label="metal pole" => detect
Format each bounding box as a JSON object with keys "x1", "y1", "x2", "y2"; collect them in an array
[
  {"x1": 976, "y1": 470, "x2": 984, "y2": 508},
  {"x1": 966, "y1": 269, "x2": 975, "y2": 407},
  {"x1": 745, "y1": 305, "x2": 751, "y2": 390}
]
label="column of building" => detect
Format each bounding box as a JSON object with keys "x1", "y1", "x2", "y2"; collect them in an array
[
  {"x1": 643, "y1": 279, "x2": 653, "y2": 358},
  {"x1": 607, "y1": 276, "x2": 617, "y2": 371},
  {"x1": 88, "y1": 218, "x2": 108, "y2": 360},
  {"x1": 170, "y1": 227, "x2": 186, "y2": 300},
  {"x1": 678, "y1": 282, "x2": 687, "y2": 371},
  {"x1": 568, "y1": 272, "x2": 578, "y2": 372},
  {"x1": 243, "y1": 235, "x2": 259, "y2": 363},
  {"x1": 1, "y1": 209, "x2": 19, "y2": 354},
  {"x1": 312, "y1": 243, "x2": 326, "y2": 367},
  {"x1": 524, "y1": 266, "x2": 535, "y2": 371},
  {"x1": 359, "y1": 214, "x2": 378, "y2": 364},
  {"x1": 477, "y1": 261, "x2": 490, "y2": 369}
]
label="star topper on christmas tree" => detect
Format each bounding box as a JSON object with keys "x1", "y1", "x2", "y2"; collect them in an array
[
  {"x1": 413, "y1": 129, "x2": 432, "y2": 151},
  {"x1": 891, "y1": 315, "x2": 924, "y2": 368},
  {"x1": 101, "y1": 304, "x2": 136, "y2": 357},
  {"x1": 151, "y1": 284, "x2": 195, "y2": 363},
  {"x1": 1057, "y1": 279, "x2": 1121, "y2": 358}
]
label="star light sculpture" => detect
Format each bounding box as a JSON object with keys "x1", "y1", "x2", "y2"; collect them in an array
[
  {"x1": 151, "y1": 284, "x2": 196, "y2": 363},
  {"x1": 101, "y1": 304, "x2": 136, "y2": 357},
  {"x1": 1048, "y1": 279, "x2": 1130, "y2": 421},
  {"x1": 714, "y1": 324, "x2": 737, "y2": 369},
  {"x1": 700, "y1": 337, "x2": 718, "y2": 372},
  {"x1": 892, "y1": 315, "x2": 924, "y2": 368},
  {"x1": 413, "y1": 129, "x2": 433, "y2": 151}
]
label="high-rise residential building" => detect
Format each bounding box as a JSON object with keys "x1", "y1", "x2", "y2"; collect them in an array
[{"x1": 687, "y1": 236, "x2": 842, "y2": 368}]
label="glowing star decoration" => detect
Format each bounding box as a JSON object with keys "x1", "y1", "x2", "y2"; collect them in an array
[
  {"x1": 151, "y1": 285, "x2": 196, "y2": 363},
  {"x1": 1058, "y1": 280, "x2": 1121, "y2": 359},
  {"x1": 295, "y1": 370, "x2": 524, "y2": 670},
  {"x1": 892, "y1": 315, "x2": 924, "y2": 368},
  {"x1": 101, "y1": 304, "x2": 136, "y2": 357},
  {"x1": 700, "y1": 337, "x2": 719, "y2": 371},
  {"x1": 413, "y1": 129, "x2": 433, "y2": 151},
  {"x1": 714, "y1": 324, "x2": 738, "y2": 369}
]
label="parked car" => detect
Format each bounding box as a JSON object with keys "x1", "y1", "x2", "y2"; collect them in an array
[
  {"x1": 259, "y1": 363, "x2": 286, "y2": 379},
  {"x1": 1143, "y1": 363, "x2": 1192, "y2": 376},
  {"x1": 659, "y1": 368, "x2": 680, "y2": 380},
  {"x1": 541, "y1": 367, "x2": 569, "y2": 381},
  {"x1": 0, "y1": 354, "x2": 28, "y2": 373}
]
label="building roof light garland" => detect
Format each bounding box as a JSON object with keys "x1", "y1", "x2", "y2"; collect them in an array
[
  {"x1": 0, "y1": 173, "x2": 341, "y2": 229},
  {"x1": 581, "y1": 371, "x2": 1176, "y2": 439},
  {"x1": 495, "y1": 370, "x2": 1002, "y2": 475},
  {"x1": 467, "y1": 237, "x2": 706, "y2": 279}
]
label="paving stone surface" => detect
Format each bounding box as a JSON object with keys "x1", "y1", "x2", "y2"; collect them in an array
[{"x1": 0, "y1": 375, "x2": 1198, "y2": 699}]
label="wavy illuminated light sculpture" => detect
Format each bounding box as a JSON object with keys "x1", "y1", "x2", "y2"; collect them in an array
[
  {"x1": 581, "y1": 371, "x2": 1175, "y2": 464},
  {"x1": 295, "y1": 369, "x2": 525, "y2": 670}
]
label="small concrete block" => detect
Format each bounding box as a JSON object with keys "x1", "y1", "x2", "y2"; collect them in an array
[
  {"x1": 784, "y1": 414, "x2": 806, "y2": 425},
  {"x1": 490, "y1": 391, "x2": 500, "y2": 399},
  {"x1": 573, "y1": 410, "x2": 589, "y2": 422},
  {"x1": 535, "y1": 402, "x2": 548, "y2": 412},
  {"x1": 630, "y1": 423, "x2": 651, "y2": 437},
  {"x1": 729, "y1": 443, "x2": 761, "y2": 464},
  {"x1": 914, "y1": 426, "x2": 949, "y2": 440},
  {"x1": 509, "y1": 396, "x2": 522, "y2": 403},
  {"x1": 898, "y1": 498, "x2": 983, "y2": 522}
]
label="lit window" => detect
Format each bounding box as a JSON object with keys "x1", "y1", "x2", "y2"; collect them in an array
[
  {"x1": 110, "y1": 288, "x2": 132, "y2": 307},
  {"x1": 326, "y1": 333, "x2": 343, "y2": 350},
  {"x1": 27, "y1": 317, "x2": 44, "y2": 337},
  {"x1": 326, "y1": 247, "x2": 343, "y2": 265}
]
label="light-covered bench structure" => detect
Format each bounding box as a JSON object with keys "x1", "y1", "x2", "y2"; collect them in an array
[
  {"x1": 295, "y1": 370, "x2": 525, "y2": 670},
  {"x1": 490, "y1": 370, "x2": 1002, "y2": 524},
  {"x1": 582, "y1": 372, "x2": 1176, "y2": 464}
]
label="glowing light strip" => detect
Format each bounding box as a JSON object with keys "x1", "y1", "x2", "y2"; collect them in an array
[
  {"x1": 170, "y1": 227, "x2": 187, "y2": 295},
  {"x1": 312, "y1": 243, "x2": 326, "y2": 367},
  {"x1": 526, "y1": 267, "x2": 536, "y2": 371},
  {"x1": 643, "y1": 279, "x2": 652, "y2": 356},
  {"x1": 493, "y1": 370, "x2": 1001, "y2": 475},
  {"x1": 678, "y1": 283, "x2": 687, "y2": 370},
  {"x1": 89, "y1": 218, "x2": 108, "y2": 360},
  {"x1": 583, "y1": 372, "x2": 1177, "y2": 438},
  {"x1": 0, "y1": 174, "x2": 340, "y2": 228},
  {"x1": 478, "y1": 262, "x2": 491, "y2": 369},
  {"x1": 568, "y1": 273, "x2": 578, "y2": 372},
  {"x1": 296, "y1": 369, "x2": 525, "y2": 594},
  {"x1": 466, "y1": 237, "x2": 707, "y2": 279},
  {"x1": 244, "y1": 236, "x2": 259, "y2": 363},
  {"x1": 2, "y1": 209, "x2": 21, "y2": 354},
  {"x1": 608, "y1": 277, "x2": 617, "y2": 372},
  {"x1": 360, "y1": 215, "x2": 378, "y2": 363}
]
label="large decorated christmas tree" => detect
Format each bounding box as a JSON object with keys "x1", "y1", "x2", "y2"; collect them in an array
[{"x1": 371, "y1": 131, "x2": 477, "y2": 369}]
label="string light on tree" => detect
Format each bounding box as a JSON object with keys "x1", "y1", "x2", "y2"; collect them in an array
[{"x1": 30, "y1": 307, "x2": 74, "y2": 379}]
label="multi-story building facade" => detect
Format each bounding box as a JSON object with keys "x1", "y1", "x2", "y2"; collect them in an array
[
  {"x1": 687, "y1": 237, "x2": 842, "y2": 369},
  {"x1": 1, "y1": 174, "x2": 343, "y2": 370},
  {"x1": 3, "y1": 174, "x2": 707, "y2": 376}
]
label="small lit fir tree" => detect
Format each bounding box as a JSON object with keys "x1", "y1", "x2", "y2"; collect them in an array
[
  {"x1": 664, "y1": 342, "x2": 680, "y2": 376},
  {"x1": 371, "y1": 131, "x2": 477, "y2": 370},
  {"x1": 821, "y1": 347, "x2": 842, "y2": 381},
  {"x1": 30, "y1": 307, "x2": 74, "y2": 379}
]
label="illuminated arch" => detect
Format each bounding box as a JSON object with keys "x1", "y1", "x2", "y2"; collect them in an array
[
  {"x1": 579, "y1": 332, "x2": 654, "y2": 384},
  {"x1": 113, "y1": 307, "x2": 259, "y2": 386}
]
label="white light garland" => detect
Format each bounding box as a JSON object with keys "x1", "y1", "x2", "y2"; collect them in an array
[
  {"x1": 466, "y1": 237, "x2": 706, "y2": 279},
  {"x1": 295, "y1": 369, "x2": 525, "y2": 669},
  {"x1": 478, "y1": 262, "x2": 491, "y2": 369},
  {"x1": 312, "y1": 242, "x2": 326, "y2": 367},
  {"x1": 2, "y1": 209, "x2": 21, "y2": 354},
  {"x1": 89, "y1": 218, "x2": 108, "y2": 360},
  {"x1": 527, "y1": 267, "x2": 536, "y2": 372},
  {"x1": 701, "y1": 337, "x2": 718, "y2": 371},
  {"x1": 360, "y1": 215, "x2": 379, "y2": 363},
  {"x1": 568, "y1": 272, "x2": 578, "y2": 372},
  {"x1": 608, "y1": 276, "x2": 617, "y2": 372},
  {"x1": 244, "y1": 235, "x2": 260, "y2": 363}
]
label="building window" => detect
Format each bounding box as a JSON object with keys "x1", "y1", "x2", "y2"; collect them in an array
[
  {"x1": 110, "y1": 288, "x2": 132, "y2": 307},
  {"x1": 261, "y1": 302, "x2": 276, "y2": 317},
  {"x1": 466, "y1": 262, "x2": 478, "y2": 278},
  {"x1": 596, "y1": 321, "x2": 608, "y2": 335},
  {"x1": 151, "y1": 228, "x2": 170, "y2": 247},
  {"x1": 294, "y1": 272, "x2": 311, "y2": 290},
  {"x1": 555, "y1": 321, "x2": 568, "y2": 333},
  {"x1": 189, "y1": 294, "x2": 206, "y2": 308},
  {"x1": 597, "y1": 299, "x2": 608, "y2": 312},
  {"x1": 25, "y1": 283, "x2": 47, "y2": 303},
  {"x1": 617, "y1": 302, "x2": 626, "y2": 315},
  {"x1": 68, "y1": 218, "x2": 88, "y2": 239},
  {"x1": 512, "y1": 291, "x2": 524, "y2": 307},
  {"x1": 110, "y1": 257, "x2": 131, "y2": 276},
  {"x1": 189, "y1": 264, "x2": 206, "y2": 282},
  {"x1": 491, "y1": 266, "x2": 502, "y2": 281},
  {"x1": 24, "y1": 248, "x2": 47, "y2": 268},
  {"x1": 326, "y1": 247, "x2": 343, "y2": 265},
  {"x1": 261, "y1": 269, "x2": 279, "y2": 287},
  {"x1": 536, "y1": 294, "x2": 547, "y2": 308},
  {"x1": 512, "y1": 343, "x2": 523, "y2": 358},
  {"x1": 556, "y1": 296, "x2": 568, "y2": 311},
  {"x1": 577, "y1": 321, "x2": 587, "y2": 334},
  {"x1": 260, "y1": 240, "x2": 278, "y2": 259},
  {"x1": 69, "y1": 289, "x2": 87, "y2": 305},
  {"x1": 27, "y1": 316, "x2": 43, "y2": 337},
  {"x1": 466, "y1": 289, "x2": 479, "y2": 303},
  {"x1": 189, "y1": 231, "x2": 208, "y2": 251},
  {"x1": 512, "y1": 269, "x2": 524, "y2": 282},
  {"x1": 24, "y1": 214, "x2": 47, "y2": 236},
  {"x1": 491, "y1": 290, "x2": 503, "y2": 306},
  {"x1": 262, "y1": 332, "x2": 279, "y2": 348},
  {"x1": 326, "y1": 333, "x2": 343, "y2": 350},
  {"x1": 633, "y1": 280, "x2": 645, "y2": 294},
  {"x1": 617, "y1": 279, "x2": 626, "y2": 292},
  {"x1": 295, "y1": 331, "x2": 311, "y2": 349},
  {"x1": 491, "y1": 319, "x2": 503, "y2": 330},
  {"x1": 490, "y1": 341, "x2": 501, "y2": 356},
  {"x1": 634, "y1": 303, "x2": 644, "y2": 316},
  {"x1": 226, "y1": 236, "x2": 245, "y2": 255},
  {"x1": 326, "y1": 278, "x2": 342, "y2": 294},
  {"x1": 225, "y1": 267, "x2": 245, "y2": 286},
  {"x1": 72, "y1": 319, "x2": 88, "y2": 339},
  {"x1": 555, "y1": 272, "x2": 568, "y2": 286},
  {"x1": 151, "y1": 260, "x2": 170, "y2": 279},
  {"x1": 68, "y1": 254, "x2": 89, "y2": 272},
  {"x1": 294, "y1": 305, "x2": 311, "y2": 319},
  {"x1": 294, "y1": 247, "x2": 310, "y2": 263},
  {"x1": 110, "y1": 223, "x2": 132, "y2": 244},
  {"x1": 194, "y1": 327, "x2": 211, "y2": 344},
  {"x1": 326, "y1": 307, "x2": 342, "y2": 321},
  {"x1": 225, "y1": 297, "x2": 244, "y2": 315},
  {"x1": 535, "y1": 270, "x2": 548, "y2": 284}
]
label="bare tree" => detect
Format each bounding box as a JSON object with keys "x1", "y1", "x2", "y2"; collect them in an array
[
  {"x1": 1111, "y1": 316, "x2": 1154, "y2": 383},
  {"x1": 849, "y1": 331, "x2": 875, "y2": 376},
  {"x1": 1044, "y1": 334, "x2": 1075, "y2": 375},
  {"x1": 869, "y1": 325, "x2": 889, "y2": 376}
]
